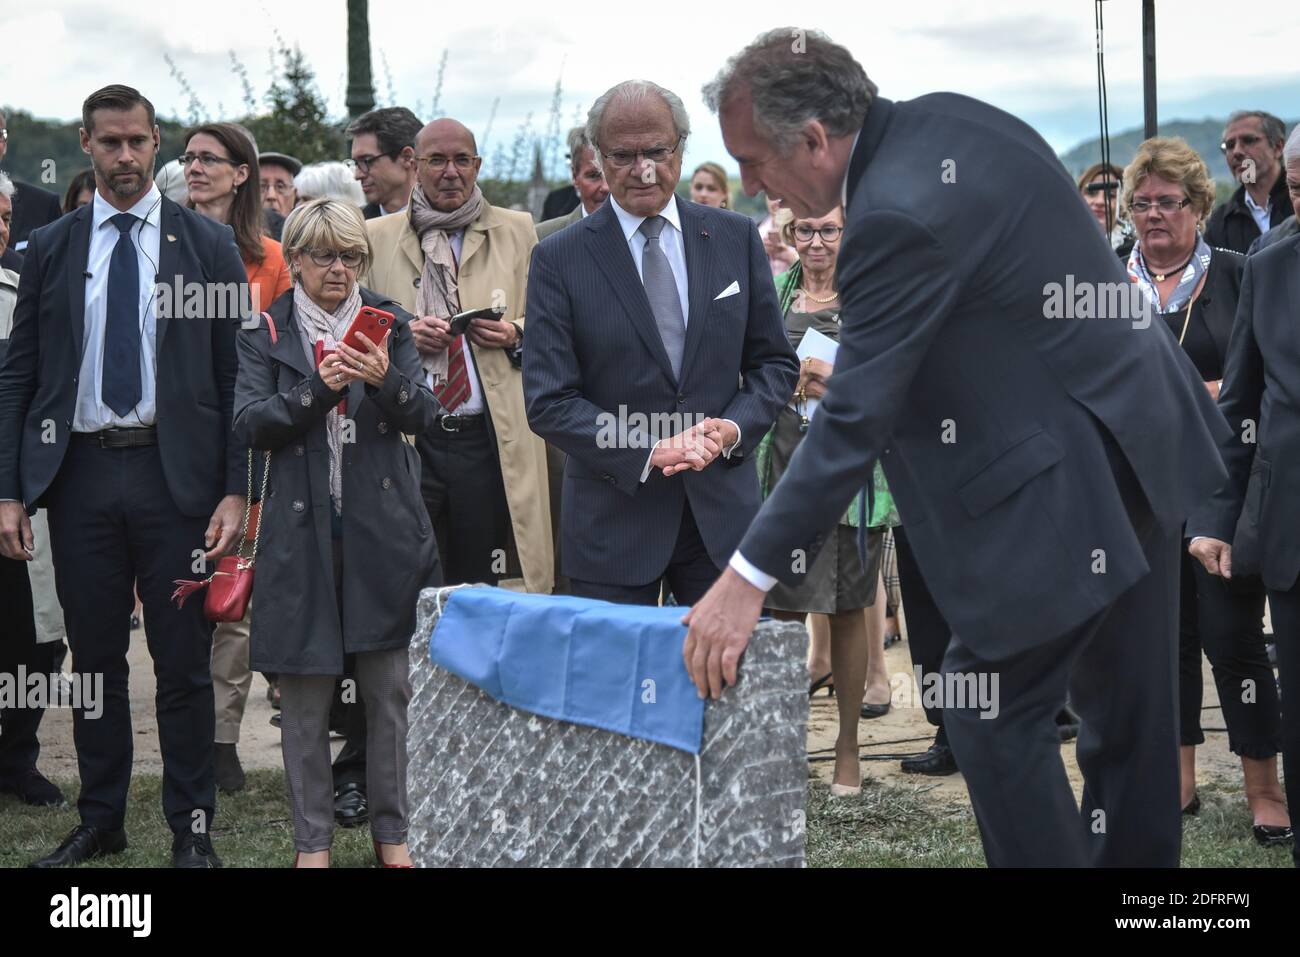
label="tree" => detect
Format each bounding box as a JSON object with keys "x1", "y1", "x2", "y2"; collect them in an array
[{"x1": 244, "y1": 44, "x2": 345, "y2": 164}]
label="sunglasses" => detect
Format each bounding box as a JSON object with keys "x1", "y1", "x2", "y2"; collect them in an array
[{"x1": 1084, "y1": 181, "x2": 1119, "y2": 195}]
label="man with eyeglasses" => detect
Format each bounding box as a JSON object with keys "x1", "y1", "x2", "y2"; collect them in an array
[
  {"x1": 364, "y1": 117, "x2": 554, "y2": 599},
  {"x1": 1204, "y1": 110, "x2": 1291, "y2": 255},
  {"x1": 522, "y1": 80, "x2": 797, "y2": 607},
  {"x1": 346, "y1": 107, "x2": 422, "y2": 220},
  {"x1": 0, "y1": 109, "x2": 64, "y2": 272},
  {"x1": 258, "y1": 151, "x2": 301, "y2": 220}
]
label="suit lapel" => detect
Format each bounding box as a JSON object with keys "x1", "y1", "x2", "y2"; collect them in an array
[
  {"x1": 399, "y1": 224, "x2": 423, "y2": 279},
  {"x1": 584, "y1": 205, "x2": 676, "y2": 383},
  {"x1": 678, "y1": 198, "x2": 714, "y2": 384},
  {"x1": 844, "y1": 97, "x2": 893, "y2": 212},
  {"x1": 1291, "y1": 241, "x2": 1300, "y2": 359},
  {"x1": 155, "y1": 199, "x2": 182, "y2": 349},
  {"x1": 459, "y1": 219, "x2": 487, "y2": 276},
  {"x1": 67, "y1": 205, "x2": 92, "y2": 362}
]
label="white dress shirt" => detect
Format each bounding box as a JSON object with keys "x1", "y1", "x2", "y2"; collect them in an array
[
  {"x1": 607, "y1": 194, "x2": 740, "y2": 481},
  {"x1": 74, "y1": 184, "x2": 163, "y2": 431},
  {"x1": 1243, "y1": 189, "x2": 1271, "y2": 237},
  {"x1": 728, "y1": 129, "x2": 864, "y2": 593}
]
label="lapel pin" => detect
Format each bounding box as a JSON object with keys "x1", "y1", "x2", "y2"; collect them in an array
[
  {"x1": 700, "y1": 230, "x2": 709, "y2": 238},
  {"x1": 166, "y1": 234, "x2": 177, "y2": 243}
]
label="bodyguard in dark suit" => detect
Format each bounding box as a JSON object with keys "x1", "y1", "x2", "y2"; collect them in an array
[
  {"x1": 0, "y1": 85, "x2": 248, "y2": 868},
  {"x1": 1189, "y1": 228, "x2": 1300, "y2": 867},
  {"x1": 684, "y1": 30, "x2": 1231, "y2": 867},
  {"x1": 524, "y1": 80, "x2": 797, "y2": 606}
]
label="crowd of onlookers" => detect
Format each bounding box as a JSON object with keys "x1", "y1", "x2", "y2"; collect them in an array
[{"x1": 0, "y1": 78, "x2": 1296, "y2": 868}]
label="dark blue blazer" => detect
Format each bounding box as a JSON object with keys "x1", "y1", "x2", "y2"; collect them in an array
[
  {"x1": 1189, "y1": 233, "x2": 1300, "y2": 591},
  {"x1": 737, "y1": 94, "x2": 1232, "y2": 659},
  {"x1": 0, "y1": 195, "x2": 249, "y2": 517},
  {"x1": 523, "y1": 197, "x2": 798, "y2": 585}
]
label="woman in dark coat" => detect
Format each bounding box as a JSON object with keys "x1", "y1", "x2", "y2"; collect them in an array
[
  {"x1": 1122, "y1": 138, "x2": 1290, "y2": 846},
  {"x1": 234, "y1": 198, "x2": 440, "y2": 867}
]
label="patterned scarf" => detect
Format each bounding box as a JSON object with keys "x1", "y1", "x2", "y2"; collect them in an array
[
  {"x1": 408, "y1": 183, "x2": 485, "y2": 384},
  {"x1": 293, "y1": 281, "x2": 362, "y2": 513},
  {"x1": 1127, "y1": 233, "x2": 1211, "y2": 314}
]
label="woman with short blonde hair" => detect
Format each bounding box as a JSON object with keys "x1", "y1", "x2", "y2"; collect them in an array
[{"x1": 234, "y1": 197, "x2": 441, "y2": 867}]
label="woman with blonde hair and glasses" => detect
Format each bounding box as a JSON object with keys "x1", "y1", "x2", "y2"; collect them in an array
[
  {"x1": 1123, "y1": 137, "x2": 1290, "y2": 847},
  {"x1": 234, "y1": 198, "x2": 441, "y2": 866}
]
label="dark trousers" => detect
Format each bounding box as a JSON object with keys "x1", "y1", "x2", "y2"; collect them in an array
[
  {"x1": 894, "y1": 525, "x2": 951, "y2": 740},
  {"x1": 1177, "y1": 554, "x2": 1278, "y2": 756},
  {"x1": 0, "y1": 554, "x2": 60, "y2": 777},
  {"x1": 1263, "y1": 577, "x2": 1300, "y2": 867},
  {"x1": 416, "y1": 420, "x2": 511, "y2": 586},
  {"x1": 943, "y1": 441, "x2": 1181, "y2": 867},
  {"x1": 44, "y1": 440, "x2": 216, "y2": 834},
  {"x1": 569, "y1": 503, "x2": 722, "y2": 606}
]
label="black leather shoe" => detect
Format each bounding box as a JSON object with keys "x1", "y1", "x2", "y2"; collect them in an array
[
  {"x1": 30, "y1": 825, "x2": 127, "y2": 868},
  {"x1": 172, "y1": 831, "x2": 222, "y2": 868},
  {"x1": 0, "y1": 768, "x2": 66, "y2": 807},
  {"x1": 901, "y1": 743, "x2": 958, "y2": 776},
  {"x1": 214, "y1": 743, "x2": 245, "y2": 793},
  {"x1": 334, "y1": 782, "x2": 368, "y2": 828},
  {"x1": 860, "y1": 701, "x2": 891, "y2": 719},
  {"x1": 1253, "y1": 824, "x2": 1293, "y2": 847}
]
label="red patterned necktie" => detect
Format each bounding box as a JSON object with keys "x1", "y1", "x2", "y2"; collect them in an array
[{"x1": 434, "y1": 335, "x2": 470, "y2": 412}]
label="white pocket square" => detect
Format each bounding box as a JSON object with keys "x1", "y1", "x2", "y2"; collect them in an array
[{"x1": 713, "y1": 281, "x2": 740, "y2": 300}]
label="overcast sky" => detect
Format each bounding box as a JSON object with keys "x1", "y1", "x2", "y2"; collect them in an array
[{"x1": 6, "y1": 0, "x2": 1299, "y2": 176}]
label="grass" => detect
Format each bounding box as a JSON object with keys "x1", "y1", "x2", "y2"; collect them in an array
[
  {"x1": 1, "y1": 770, "x2": 1291, "y2": 868},
  {"x1": 805, "y1": 775, "x2": 1294, "y2": 868}
]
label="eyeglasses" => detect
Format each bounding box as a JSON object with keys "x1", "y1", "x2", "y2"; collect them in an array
[
  {"x1": 599, "y1": 136, "x2": 685, "y2": 170},
  {"x1": 179, "y1": 152, "x2": 239, "y2": 170},
  {"x1": 793, "y1": 224, "x2": 842, "y2": 243},
  {"x1": 1129, "y1": 197, "x2": 1192, "y2": 216},
  {"x1": 1221, "y1": 133, "x2": 1263, "y2": 153},
  {"x1": 416, "y1": 154, "x2": 478, "y2": 172},
  {"x1": 346, "y1": 151, "x2": 400, "y2": 174},
  {"x1": 1084, "y1": 181, "x2": 1119, "y2": 194},
  {"x1": 305, "y1": 248, "x2": 364, "y2": 269},
  {"x1": 260, "y1": 181, "x2": 295, "y2": 195}
]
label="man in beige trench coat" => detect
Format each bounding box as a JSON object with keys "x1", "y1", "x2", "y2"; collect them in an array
[{"x1": 363, "y1": 118, "x2": 553, "y2": 595}]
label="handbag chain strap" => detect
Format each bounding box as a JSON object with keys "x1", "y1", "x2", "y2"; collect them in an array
[{"x1": 234, "y1": 450, "x2": 272, "y2": 561}]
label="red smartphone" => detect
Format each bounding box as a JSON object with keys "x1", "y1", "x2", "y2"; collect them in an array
[{"x1": 340, "y1": 305, "x2": 395, "y2": 352}]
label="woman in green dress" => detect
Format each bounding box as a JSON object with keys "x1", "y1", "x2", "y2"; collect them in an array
[{"x1": 754, "y1": 207, "x2": 900, "y2": 796}]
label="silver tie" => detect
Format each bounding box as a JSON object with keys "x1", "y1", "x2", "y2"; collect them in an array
[{"x1": 638, "y1": 215, "x2": 686, "y2": 379}]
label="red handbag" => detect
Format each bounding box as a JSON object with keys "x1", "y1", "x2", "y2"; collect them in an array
[{"x1": 171, "y1": 451, "x2": 271, "y2": 622}]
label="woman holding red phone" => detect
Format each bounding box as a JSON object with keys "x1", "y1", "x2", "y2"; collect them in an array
[{"x1": 232, "y1": 199, "x2": 441, "y2": 868}]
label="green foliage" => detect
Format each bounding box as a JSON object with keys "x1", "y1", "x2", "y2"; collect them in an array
[{"x1": 242, "y1": 44, "x2": 346, "y2": 164}]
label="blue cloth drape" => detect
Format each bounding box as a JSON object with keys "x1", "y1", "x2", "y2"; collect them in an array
[{"x1": 430, "y1": 588, "x2": 706, "y2": 754}]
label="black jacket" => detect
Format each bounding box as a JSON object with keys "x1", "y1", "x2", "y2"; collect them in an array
[
  {"x1": 6, "y1": 180, "x2": 62, "y2": 254},
  {"x1": 234, "y1": 286, "x2": 440, "y2": 673},
  {"x1": 737, "y1": 94, "x2": 1231, "y2": 660},
  {"x1": 0, "y1": 196, "x2": 248, "y2": 516},
  {"x1": 1189, "y1": 233, "x2": 1300, "y2": 591},
  {"x1": 1204, "y1": 173, "x2": 1291, "y2": 255}
]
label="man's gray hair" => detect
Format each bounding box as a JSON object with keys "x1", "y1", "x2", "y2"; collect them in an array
[
  {"x1": 1284, "y1": 124, "x2": 1300, "y2": 167},
  {"x1": 0, "y1": 171, "x2": 13, "y2": 200},
  {"x1": 702, "y1": 27, "x2": 876, "y2": 149},
  {"x1": 586, "y1": 80, "x2": 691, "y2": 169},
  {"x1": 566, "y1": 126, "x2": 593, "y2": 174},
  {"x1": 1225, "y1": 110, "x2": 1287, "y2": 148}
]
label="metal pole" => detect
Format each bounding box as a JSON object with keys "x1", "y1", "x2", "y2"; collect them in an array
[
  {"x1": 1142, "y1": 0, "x2": 1157, "y2": 138},
  {"x1": 345, "y1": 0, "x2": 376, "y2": 121}
]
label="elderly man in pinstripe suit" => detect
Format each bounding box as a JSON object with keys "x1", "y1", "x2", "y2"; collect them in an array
[{"x1": 523, "y1": 80, "x2": 797, "y2": 606}]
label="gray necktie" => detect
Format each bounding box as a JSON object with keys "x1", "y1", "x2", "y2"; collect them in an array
[{"x1": 638, "y1": 215, "x2": 685, "y2": 379}]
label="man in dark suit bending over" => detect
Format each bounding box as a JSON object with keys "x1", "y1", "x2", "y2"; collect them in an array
[
  {"x1": 0, "y1": 85, "x2": 248, "y2": 868},
  {"x1": 523, "y1": 79, "x2": 797, "y2": 606},
  {"x1": 683, "y1": 30, "x2": 1231, "y2": 866}
]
